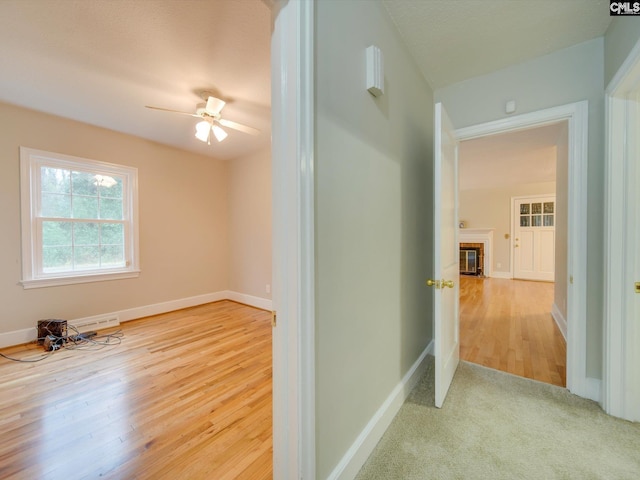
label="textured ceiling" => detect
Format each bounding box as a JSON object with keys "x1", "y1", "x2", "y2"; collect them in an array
[
  {"x1": 0, "y1": 0, "x2": 271, "y2": 160},
  {"x1": 383, "y1": 0, "x2": 612, "y2": 88},
  {"x1": 459, "y1": 123, "x2": 564, "y2": 191}
]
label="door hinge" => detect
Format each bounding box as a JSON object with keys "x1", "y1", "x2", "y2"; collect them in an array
[{"x1": 271, "y1": 311, "x2": 277, "y2": 327}]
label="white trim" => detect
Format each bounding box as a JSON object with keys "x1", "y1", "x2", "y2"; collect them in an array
[
  {"x1": 19, "y1": 147, "x2": 140, "y2": 288},
  {"x1": 490, "y1": 271, "x2": 512, "y2": 279},
  {"x1": 270, "y1": 0, "x2": 315, "y2": 478},
  {"x1": 0, "y1": 290, "x2": 232, "y2": 348},
  {"x1": 327, "y1": 341, "x2": 434, "y2": 480},
  {"x1": 226, "y1": 291, "x2": 273, "y2": 311},
  {"x1": 551, "y1": 302, "x2": 567, "y2": 341},
  {"x1": 0, "y1": 327, "x2": 38, "y2": 349},
  {"x1": 456, "y1": 101, "x2": 590, "y2": 400},
  {"x1": 603, "y1": 37, "x2": 640, "y2": 421}
]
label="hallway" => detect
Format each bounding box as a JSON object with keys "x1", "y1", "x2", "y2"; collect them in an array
[{"x1": 459, "y1": 276, "x2": 566, "y2": 387}]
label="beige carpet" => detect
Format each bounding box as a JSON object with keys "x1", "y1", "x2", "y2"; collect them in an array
[{"x1": 356, "y1": 359, "x2": 640, "y2": 479}]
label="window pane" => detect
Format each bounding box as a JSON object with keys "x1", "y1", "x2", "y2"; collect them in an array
[
  {"x1": 544, "y1": 202, "x2": 554, "y2": 213},
  {"x1": 75, "y1": 246, "x2": 100, "y2": 270},
  {"x1": 41, "y1": 193, "x2": 71, "y2": 218},
  {"x1": 532, "y1": 215, "x2": 542, "y2": 227},
  {"x1": 101, "y1": 245, "x2": 125, "y2": 267},
  {"x1": 520, "y1": 216, "x2": 530, "y2": 227},
  {"x1": 74, "y1": 222, "x2": 99, "y2": 246},
  {"x1": 532, "y1": 203, "x2": 542, "y2": 214},
  {"x1": 42, "y1": 221, "x2": 72, "y2": 246},
  {"x1": 520, "y1": 204, "x2": 530, "y2": 214},
  {"x1": 544, "y1": 215, "x2": 554, "y2": 226},
  {"x1": 100, "y1": 198, "x2": 123, "y2": 220},
  {"x1": 42, "y1": 246, "x2": 72, "y2": 272},
  {"x1": 73, "y1": 195, "x2": 99, "y2": 219},
  {"x1": 41, "y1": 167, "x2": 70, "y2": 194},
  {"x1": 101, "y1": 223, "x2": 124, "y2": 245},
  {"x1": 98, "y1": 176, "x2": 123, "y2": 198},
  {"x1": 72, "y1": 171, "x2": 98, "y2": 196}
]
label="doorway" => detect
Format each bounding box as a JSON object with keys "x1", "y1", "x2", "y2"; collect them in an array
[
  {"x1": 603, "y1": 40, "x2": 640, "y2": 422},
  {"x1": 458, "y1": 122, "x2": 565, "y2": 386},
  {"x1": 453, "y1": 101, "x2": 590, "y2": 399}
]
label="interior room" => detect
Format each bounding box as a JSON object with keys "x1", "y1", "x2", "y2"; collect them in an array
[{"x1": 1, "y1": 1, "x2": 639, "y2": 479}]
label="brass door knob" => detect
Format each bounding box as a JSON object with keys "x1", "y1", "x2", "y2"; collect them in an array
[
  {"x1": 426, "y1": 279, "x2": 441, "y2": 288},
  {"x1": 442, "y1": 280, "x2": 454, "y2": 289}
]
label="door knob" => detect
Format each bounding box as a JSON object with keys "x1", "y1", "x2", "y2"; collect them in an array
[
  {"x1": 442, "y1": 280, "x2": 454, "y2": 289},
  {"x1": 426, "y1": 279, "x2": 441, "y2": 289},
  {"x1": 515, "y1": 244, "x2": 519, "y2": 248}
]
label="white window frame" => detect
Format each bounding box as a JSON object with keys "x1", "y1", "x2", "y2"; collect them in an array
[{"x1": 20, "y1": 147, "x2": 140, "y2": 289}]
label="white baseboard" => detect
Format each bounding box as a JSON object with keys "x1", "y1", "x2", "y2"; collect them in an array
[
  {"x1": 0, "y1": 290, "x2": 271, "y2": 348},
  {"x1": 490, "y1": 271, "x2": 512, "y2": 279},
  {"x1": 225, "y1": 291, "x2": 272, "y2": 311},
  {"x1": 327, "y1": 340, "x2": 435, "y2": 480},
  {"x1": 551, "y1": 303, "x2": 567, "y2": 341},
  {"x1": 0, "y1": 327, "x2": 38, "y2": 349}
]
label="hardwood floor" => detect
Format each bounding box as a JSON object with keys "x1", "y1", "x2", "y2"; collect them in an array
[
  {"x1": 459, "y1": 276, "x2": 566, "y2": 387},
  {"x1": 0, "y1": 300, "x2": 272, "y2": 480}
]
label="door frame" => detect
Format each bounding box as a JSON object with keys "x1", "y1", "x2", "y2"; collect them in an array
[
  {"x1": 456, "y1": 101, "x2": 593, "y2": 400},
  {"x1": 603, "y1": 38, "x2": 640, "y2": 421},
  {"x1": 270, "y1": 0, "x2": 315, "y2": 478},
  {"x1": 510, "y1": 193, "x2": 557, "y2": 282}
]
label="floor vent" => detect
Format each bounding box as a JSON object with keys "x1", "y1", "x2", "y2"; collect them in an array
[{"x1": 69, "y1": 314, "x2": 120, "y2": 334}]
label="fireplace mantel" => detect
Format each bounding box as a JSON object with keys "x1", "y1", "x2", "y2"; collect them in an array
[{"x1": 459, "y1": 228, "x2": 494, "y2": 277}]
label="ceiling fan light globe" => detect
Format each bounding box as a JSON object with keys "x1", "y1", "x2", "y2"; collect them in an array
[
  {"x1": 206, "y1": 96, "x2": 226, "y2": 115},
  {"x1": 195, "y1": 121, "x2": 211, "y2": 142},
  {"x1": 212, "y1": 125, "x2": 228, "y2": 142}
]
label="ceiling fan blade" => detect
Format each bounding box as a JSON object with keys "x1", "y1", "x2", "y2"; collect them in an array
[
  {"x1": 205, "y1": 96, "x2": 226, "y2": 116},
  {"x1": 218, "y1": 118, "x2": 260, "y2": 136},
  {"x1": 145, "y1": 105, "x2": 201, "y2": 118}
]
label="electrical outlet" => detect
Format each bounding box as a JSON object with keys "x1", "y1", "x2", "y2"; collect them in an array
[{"x1": 266, "y1": 284, "x2": 271, "y2": 294}]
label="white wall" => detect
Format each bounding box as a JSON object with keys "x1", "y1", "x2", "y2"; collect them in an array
[
  {"x1": 436, "y1": 38, "x2": 604, "y2": 379},
  {"x1": 228, "y1": 147, "x2": 272, "y2": 301},
  {"x1": 459, "y1": 181, "x2": 556, "y2": 274},
  {"x1": 316, "y1": 0, "x2": 434, "y2": 477}
]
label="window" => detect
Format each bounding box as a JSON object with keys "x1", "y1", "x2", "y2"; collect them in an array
[{"x1": 20, "y1": 147, "x2": 139, "y2": 288}]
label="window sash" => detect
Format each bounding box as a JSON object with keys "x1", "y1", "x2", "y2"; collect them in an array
[{"x1": 20, "y1": 147, "x2": 139, "y2": 288}]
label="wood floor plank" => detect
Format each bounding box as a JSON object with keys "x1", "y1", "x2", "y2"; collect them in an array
[
  {"x1": 0, "y1": 300, "x2": 272, "y2": 479},
  {"x1": 459, "y1": 276, "x2": 566, "y2": 387}
]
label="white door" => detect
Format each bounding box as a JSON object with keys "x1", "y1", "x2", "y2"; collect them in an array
[
  {"x1": 513, "y1": 195, "x2": 556, "y2": 282},
  {"x1": 431, "y1": 103, "x2": 460, "y2": 408}
]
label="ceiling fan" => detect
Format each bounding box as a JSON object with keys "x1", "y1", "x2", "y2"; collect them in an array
[{"x1": 145, "y1": 95, "x2": 260, "y2": 144}]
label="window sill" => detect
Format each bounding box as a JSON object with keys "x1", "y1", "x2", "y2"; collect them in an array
[{"x1": 21, "y1": 270, "x2": 141, "y2": 289}]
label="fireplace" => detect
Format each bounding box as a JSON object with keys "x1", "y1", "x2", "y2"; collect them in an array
[
  {"x1": 460, "y1": 242, "x2": 485, "y2": 276},
  {"x1": 459, "y1": 228, "x2": 493, "y2": 278}
]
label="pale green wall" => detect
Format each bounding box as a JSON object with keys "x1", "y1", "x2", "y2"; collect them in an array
[
  {"x1": 436, "y1": 38, "x2": 604, "y2": 378},
  {"x1": 316, "y1": 0, "x2": 433, "y2": 477},
  {"x1": 605, "y1": 18, "x2": 640, "y2": 87}
]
